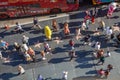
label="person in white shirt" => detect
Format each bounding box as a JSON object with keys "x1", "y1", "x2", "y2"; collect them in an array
[
  {"x1": 81, "y1": 22, "x2": 86, "y2": 30},
  {"x1": 95, "y1": 42, "x2": 101, "y2": 50},
  {"x1": 22, "y1": 35, "x2": 29, "y2": 45},
  {"x1": 22, "y1": 43, "x2": 28, "y2": 51},
  {"x1": 13, "y1": 22, "x2": 24, "y2": 33}
]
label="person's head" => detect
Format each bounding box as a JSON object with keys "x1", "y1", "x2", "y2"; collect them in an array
[
  {"x1": 16, "y1": 22, "x2": 19, "y2": 25},
  {"x1": 14, "y1": 42, "x2": 18, "y2": 45},
  {"x1": 100, "y1": 68, "x2": 103, "y2": 71},
  {"x1": 64, "y1": 22, "x2": 68, "y2": 27},
  {"x1": 109, "y1": 27, "x2": 112, "y2": 29},
  {"x1": 18, "y1": 65, "x2": 22, "y2": 69},
  {"x1": 44, "y1": 42, "x2": 47, "y2": 45},
  {"x1": 23, "y1": 35, "x2": 26, "y2": 38}
]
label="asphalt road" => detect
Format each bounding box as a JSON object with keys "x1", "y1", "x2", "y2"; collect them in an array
[{"x1": 1, "y1": 5, "x2": 120, "y2": 80}]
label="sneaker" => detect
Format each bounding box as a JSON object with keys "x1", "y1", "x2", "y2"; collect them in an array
[
  {"x1": 46, "y1": 52, "x2": 49, "y2": 54},
  {"x1": 42, "y1": 57, "x2": 46, "y2": 60}
]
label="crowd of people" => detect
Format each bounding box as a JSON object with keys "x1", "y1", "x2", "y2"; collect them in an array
[{"x1": 0, "y1": 2, "x2": 120, "y2": 79}]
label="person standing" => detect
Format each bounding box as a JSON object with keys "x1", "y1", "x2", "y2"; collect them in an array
[
  {"x1": 44, "y1": 26, "x2": 52, "y2": 40},
  {"x1": 64, "y1": 22, "x2": 70, "y2": 35},
  {"x1": 107, "y1": 64, "x2": 113, "y2": 72},
  {"x1": 95, "y1": 42, "x2": 101, "y2": 50},
  {"x1": 52, "y1": 19, "x2": 59, "y2": 32}
]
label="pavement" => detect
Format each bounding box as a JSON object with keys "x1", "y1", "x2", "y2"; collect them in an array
[{"x1": 0, "y1": 5, "x2": 120, "y2": 80}]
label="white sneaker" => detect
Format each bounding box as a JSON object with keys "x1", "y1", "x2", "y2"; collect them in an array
[
  {"x1": 46, "y1": 52, "x2": 49, "y2": 54},
  {"x1": 42, "y1": 57, "x2": 46, "y2": 60}
]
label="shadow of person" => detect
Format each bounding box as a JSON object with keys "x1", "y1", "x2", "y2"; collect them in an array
[{"x1": 0, "y1": 73, "x2": 18, "y2": 80}]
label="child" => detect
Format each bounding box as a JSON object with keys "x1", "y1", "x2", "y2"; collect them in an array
[
  {"x1": 107, "y1": 64, "x2": 113, "y2": 72},
  {"x1": 97, "y1": 68, "x2": 105, "y2": 78}
]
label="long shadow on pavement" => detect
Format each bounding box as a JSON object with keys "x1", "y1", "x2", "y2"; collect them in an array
[
  {"x1": 48, "y1": 57, "x2": 69, "y2": 64},
  {"x1": 0, "y1": 73, "x2": 18, "y2": 80}
]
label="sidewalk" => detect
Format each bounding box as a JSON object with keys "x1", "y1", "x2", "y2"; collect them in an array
[
  {"x1": 93, "y1": 51, "x2": 120, "y2": 80},
  {"x1": 0, "y1": 13, "x2": 69, "y2": 28},
  {"x1": 0, "y1": 53, "x2": 97, "y2": 80}
]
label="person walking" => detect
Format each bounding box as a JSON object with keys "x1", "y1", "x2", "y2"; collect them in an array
[
  {"x1": 13, "y1": 22, "x2": 24, "y2": 33},
  {"x1": 97, "y1": 68, "x2": 105, "y2": 78},
  {"x1": 0, "y1": 40, "x2": 8, "y2": 50},
  {"x1": 69, "y1": 50, "x2": 76, "y2": 61},
  {"x1": 22, "y1": 35, "x2": 29, "y2": 45},
  {"x1": 13, "y1": 42, "x2": 21, "y2": 53},
  {"x1": 44, "y1": 42, "x2": 52, "y2": 55},
  {"x1": 33, "y1": 17, "x2": 41, "y2": 30},
  {"x1": 107, "y1": 64, "x2": 113, "y2": 72},
  {"x1": 107, "y1": 2, "x2": 119, "y2": 18},
  {"x1": 44, "y1": 26, "x2": 52, "y2": 40},
  {"x1": 97, "y1": 56, "x2": 105, "y2": 65},
  {"x1": 69, "y1": 39, "x2": 75, "y2": 49},
  {"x1": 27, "y1": 47, "x2": 36, "y2": 62},
  {"x1": 95, "y1": 42, "x2": 101, "y2": 50},
  {"x1": 40, "y1": 50, "x2": 46, "y2": 60},
  {"x1": 104, "y1": 70, "x2": 110, "y2": 78},
  {"x1": 21, "y1": 43, "x2": 29, "y2": 52},
  {"x1": 17, "y1": 65, "x2": 25, "y2": 75},
  {"x1": 24, "y1": 51, "x2": 32, "y2": 63}
]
